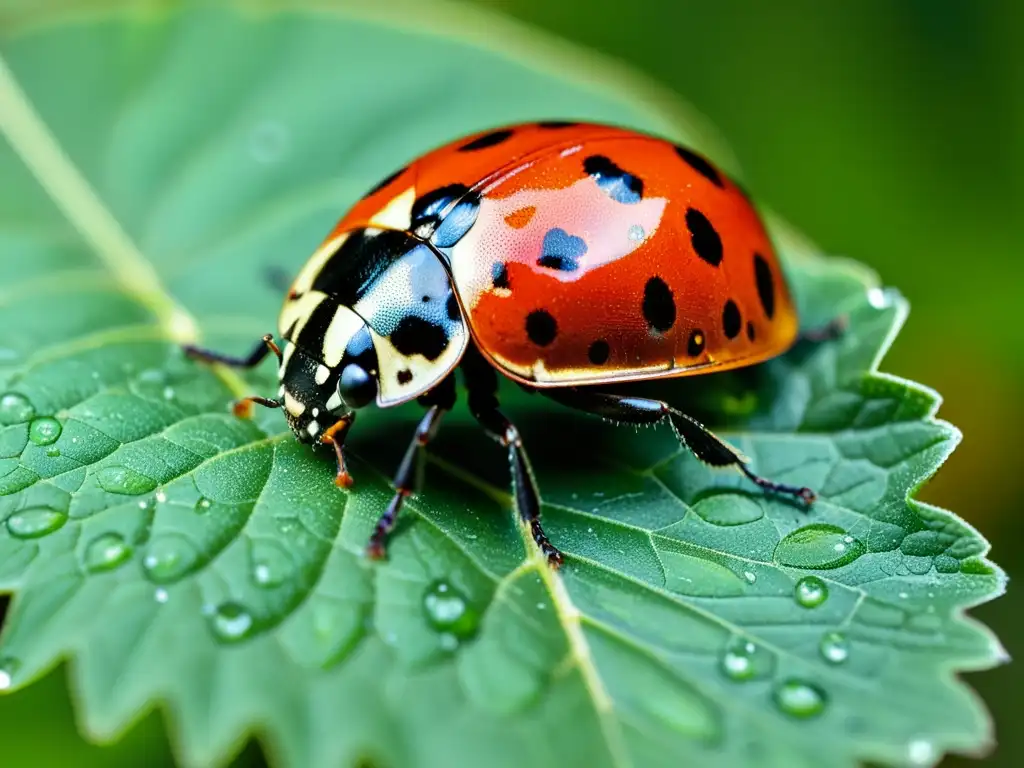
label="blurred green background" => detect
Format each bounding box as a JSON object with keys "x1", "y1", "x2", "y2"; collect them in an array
[{"x1": 0, "y1": 0, "x2": 1019, "y2": 765}]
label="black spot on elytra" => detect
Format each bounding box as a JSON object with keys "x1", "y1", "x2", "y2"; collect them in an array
[
  {"x1": 396, "y1": 369, "x2": 413, "y2": 385},
  {"x1": 754, "y1": 253, "x2": 776, "y2": 319},
  {"x1": 583, "y1": 155, "x2": 643, "y2": 204},
  {"x1": 492, "y1": 262, "x2": 510, "y2": 290},
  {"x1": 722, "y1": 299, "x2": 742, "y2": 340},
  {"x1": 686, "y1": 208, "x2": 723, "y2": 267},
  {"x1": 537, "y1": 120, "x2": 577, "y2": 129},
  {"x1": 390, "y1": 315, "x2": 449, "y2": 361},
  {"x1": 362, "y1": 165, "x2": 407, "y2": 198},
  {"x1": 459, "y1": 129, "x2": 514, "y2": 151},
  {"x1": 674, "y1": 146, "x2": 723, "y2": 188},
  {"x1": 588, "y1": 339, "x2": 610, "y2": 365},
  {"x1": 537, "y1": 227, "x2": 587, "y2": 272},
  {"x1": 687, "y1": 329, "x2": 706, "y2": 356},
  {"x1": 525, "y1": 310, "x2": 558, "y2": 346},
  {"x1": 642, "y1": 276, "x2": 676, "y2": 333},
  {"x1": 746, "y1": 321, "x2": 756, "y2": 341},
  {"x1": 446, "y1": 293, "x2": 461, "y2": 321}
]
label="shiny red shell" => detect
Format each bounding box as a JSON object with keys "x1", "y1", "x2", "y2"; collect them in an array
[{"x1": 333, "y1": 122, "x2": 798, "y2": 387}]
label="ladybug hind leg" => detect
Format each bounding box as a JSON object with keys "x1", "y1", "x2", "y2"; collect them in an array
[{"x1": 544, "y1": 389, "x2": 815, "y2": 505}]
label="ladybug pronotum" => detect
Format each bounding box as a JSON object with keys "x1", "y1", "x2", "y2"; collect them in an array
[{"x1": 185, "y1": 121, "x2": 821, "y2": 567}]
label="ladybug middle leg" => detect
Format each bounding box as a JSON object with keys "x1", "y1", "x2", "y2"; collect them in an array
[
  {"x1": 366, "y1": 375, "x2": 456, "y2": 560},
  {"x1": 461, "y1": 346, "x2": 563, "y2": 567},
  {"x1": 544, "y1": 389, "x2": 816, "y2": 505}
]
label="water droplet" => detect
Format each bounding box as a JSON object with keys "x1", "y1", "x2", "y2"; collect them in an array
[
  {"x1": 249, "y1": 539, "x2": 294, "y2": 588},
  {"x1": 84, "y1": 533, "x2": 132, "y2": 572},
  {"x1": 774, "y1": 524, "x2": 866, "y2": 569},
  {"x1": 422, "y1": 580, "x2": 479, "y2": 639},
  {"x1": 209, "y1": 601, "x2": 255, "y2": 643},
  {"x1": 154, "y1": 588, "x2": 169, "y2": 604},
  {"x1": 0, "y1": 657, "x2": 19, "y2": 690},
  {"x1": 819, "y1": 632, "x2": 849, "y2": 664},
  {"x1": 45, "y1": 447, "x2": 60, "y2": 457},
  {"x1": 794, "y1": 576, "x2": 829, "y2": 608},
  {"x1": 719, "y1": 636, "x2": 774, "y2": 681},
  {"x1": 28, "y1": 417, "x2": 61, "y2": 446},
  {"x1": 97, "y1": 465, "x2": 157, "y2": 495},
  {"x1": 773, "y1": 679, "x2": 827, "y2": 718},
  {"x1": 155, "y1": 490, "x2": 167, "y2": 503},
  {"x1": 138, "y1": 498, "x2": 152, "y2": 510},
  {"x1": 194, "y1": 496, "x2": 212, "y2": 514},
  {"x1": 743, "y1": 570, "x2": 757, "y2": 584},
  {"x1": 162, "y1": 386, "x2": 175, "y2": 401},
  {"x1": 0, "y1": 393, "x2": 35, "y2": 425},
  {"x1": 5, "y1": 506, "x2": 67, "y2": 538},
  {"x1": 142, "y1": 534, "x2": 199, "y2": 583},
  {"x1": 628, "y1": 224, "x2": 645, "y2": 241},
  {"x1": 866, "y1": 287, "x2": 890, "y2": 309},
  {"x1": 907, "y1": 739, "x2": 936, "y2": 766},
  {"x1": 249, "y1": 120, "x2": 290, "y2": 163},
  {"x1": 438, "y1": 633, "x2": 459, "y2": 652}
]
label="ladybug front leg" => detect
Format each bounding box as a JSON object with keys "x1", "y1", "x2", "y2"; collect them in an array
[
  {"x1": 544, "y1": 389, "x2": 816, "y2": 505},
  {"x1": 183, "y1": 334, "x2": 285, "y2": 418},
  {"x1": 366, "y1": 376, "x2": 456, "y2": 561}
]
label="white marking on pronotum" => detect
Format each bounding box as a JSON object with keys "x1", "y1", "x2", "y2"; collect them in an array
[
  {"x1": 306, "y1": 420, "x2": 320, "y2": 438},
  {"x1": 284, "y1": 392, "x2": 305, "y2": 417},
  {"x1": 315, "y1": 364, "x2": 330, "y2": 385},
  {"x1": 368, "y1": 186, "x2": 415, "y2": 231},
  {"x1": 311, "y1": 407, "x2": 320, "y2": 417},
  {"x1": 326, "y1": 392, "x2": 343, "y2": 411},
  {"x1": 323, "y1": 305, "x2": 366, "y2": 367}
]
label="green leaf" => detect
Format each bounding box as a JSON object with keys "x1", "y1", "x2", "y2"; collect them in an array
[{"x1": 0, "y1": 2, "x2": 1006, "y2": 768}]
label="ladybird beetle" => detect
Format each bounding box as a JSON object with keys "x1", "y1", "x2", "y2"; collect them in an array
[{"x1": 185, "y1": 121, "x2": 818, "y2": 567}]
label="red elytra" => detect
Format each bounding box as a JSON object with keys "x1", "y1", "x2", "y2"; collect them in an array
[{"x1": 185, "y1": 121, "x2": 819, "y2": 567}]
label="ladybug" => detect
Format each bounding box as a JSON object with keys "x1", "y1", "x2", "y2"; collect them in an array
[{"x1": 185, "y1": 121, "x2": 818, "y2": 567}]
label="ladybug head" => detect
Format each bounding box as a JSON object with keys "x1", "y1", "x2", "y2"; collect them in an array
[{"x1": 278, "y1": 325, "x2": 380, "y2": 445}]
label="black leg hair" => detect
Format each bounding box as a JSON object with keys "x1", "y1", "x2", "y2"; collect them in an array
[
  {"x1": 366, "y1": 375, "x2": 457, "y2": 560},
  {"x1": 544, "y1": 388, "x2": 815, "y2": 504},
  {"x1": 461, "y1": 346, "x2": 564, "y2": 567}
]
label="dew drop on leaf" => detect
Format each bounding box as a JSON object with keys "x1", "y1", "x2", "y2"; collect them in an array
[
  {"x1": 28, "y1": 416, "x2": 61, "y2": 446},
  {"x1": 907, "y1": 739, "x2": 937, "y2": 766},
  {"x1": 773, "y1": 679, "x2": 827, "y2": 718},
  {"x1": 819, "y1": 632, "x2": 850, "y2": 664},
  {"x1": 719, "y1": 636, "x2": 774, "y2": 681},
  {"x1": 422, "y1": 580, "x2": 479, "y2": 639},
  {"x1": 0, "y1": 392, "x2": 35, "y2": 425},
  {"x1": 0, "y1": 657, "x2": 20, "y2": 690},
  {"x1": 97, "y1": 465, "x2": 158, "y2": 495},
  {"x1": 84, "y1": 532, "x2": 132, "y2": 572},
  {"x1": 794, "y1": 576, "x2": 829, "y2": 608},
  {"x1": 210, "y1": 601, "x2": 255, "y2": 643},
  {"x1": 774, "y1": 524, "x2": 865, "y2": 569},
  {"x1": 249, "y1": 539, "x2": 294, "y2": 588},
  {"x1": 5, "y1": 506, "x2": 67, "y2": 539},
  {"x1": 194, "y1": 496, "x2": 212, "y2": 514},
  {"x1": 142, "y1": 534, "x2": 200, "y2": 583},
  {"x1": 154, "y1": 588, "x2": 169, "y2": 604}
]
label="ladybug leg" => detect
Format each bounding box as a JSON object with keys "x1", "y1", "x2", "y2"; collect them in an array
[
  {"x1": 366, "y1": 376, "x2": 456, "y2": 561},
  {"x1": 461, "y1": 347, "x2": 563, "y2": 567},
  {"x1": 183, "y1": 333, "x2": 282, "y2": 368},
  {"x1": 545, "y1": 389, "x2": 816, "y2": 505},
  {"x1": 320, "y1": 412, "x2": 357, "y2": 488},
  {"x1": 184, "y1": 334, "x2": 284, "y2": 418}
]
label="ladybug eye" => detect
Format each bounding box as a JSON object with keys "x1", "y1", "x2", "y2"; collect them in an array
[{"x1": 337, "y1": 363, "x2": 376, "y2": 409}]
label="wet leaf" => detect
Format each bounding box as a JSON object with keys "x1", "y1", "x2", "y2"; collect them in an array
[{"x1": 0, "y1": 3, "x2": 1005, "y2": 767}]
